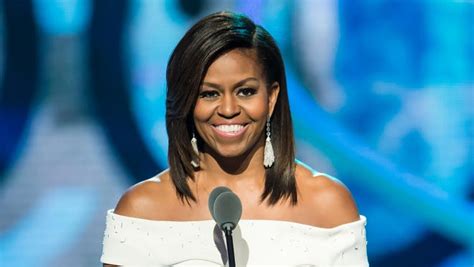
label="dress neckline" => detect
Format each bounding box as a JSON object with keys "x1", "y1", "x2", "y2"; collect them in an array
[{"x1": 107, "y1": 209, "x2": 366, "y2": 231}]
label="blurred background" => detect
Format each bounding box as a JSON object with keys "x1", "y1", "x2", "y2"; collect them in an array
[{"x1": 0, "y1": 0, "x2": 473, "y2": 266}]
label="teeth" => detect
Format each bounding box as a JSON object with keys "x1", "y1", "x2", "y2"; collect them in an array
[{"x1": 215, "y1": 124, "x2": 244, "y2": 133}]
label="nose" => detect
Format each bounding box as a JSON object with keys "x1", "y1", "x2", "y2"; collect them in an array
[{"x1": 217, "y1": 94, "x2": 240, "y2": 118}]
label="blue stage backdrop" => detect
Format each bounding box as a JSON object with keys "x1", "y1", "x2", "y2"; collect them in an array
[{"x1": 0, "y1": 1, "x2": 472, "y2": 266}]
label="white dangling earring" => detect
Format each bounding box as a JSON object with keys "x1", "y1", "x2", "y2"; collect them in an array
[
  {"x1": 191, "y1": 132, "x2": 200, "y2": 168},
  {"x1": 263, "y1": 117, "x2": 275, "y2": 168}
]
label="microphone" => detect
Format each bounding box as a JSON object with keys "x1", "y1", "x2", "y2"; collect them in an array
[
  {"x1": 208, "y1": 186, "x2": 231, "y2": 221},
  {"x1": 213, "y1": 191, "x2": 242, "y2": 231},
  {"x1": 208, "y1": 187, "x2": 242, "y2": 267}
]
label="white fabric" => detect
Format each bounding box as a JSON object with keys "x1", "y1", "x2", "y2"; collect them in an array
[{"x1": 101, "y1": 210, "x2": 369, "y2": 266}]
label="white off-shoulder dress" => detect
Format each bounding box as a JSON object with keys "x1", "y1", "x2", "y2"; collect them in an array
[{"x1": 101, "y1": 210, "x2": 369, "y2": 266}]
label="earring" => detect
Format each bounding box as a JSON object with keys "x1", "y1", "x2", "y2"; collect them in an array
[
  {"x1": 191, "y1": 132, "x2": 200, "y2": 168},
  {"x1": 263, "y1": 117, "x2": 274, "y2": 168}
]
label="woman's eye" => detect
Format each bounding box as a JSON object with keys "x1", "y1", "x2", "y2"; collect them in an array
[
  {"x1": 238, "y1": 88, "x2": 257, "y2": 97},
  {"x1": 199, "y1": 90, "x2": 219, "y2": 99}
]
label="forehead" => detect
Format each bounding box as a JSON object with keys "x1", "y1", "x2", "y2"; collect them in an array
[{"x1": 203, "y1": 49, "x2": 264, "y2": 82}]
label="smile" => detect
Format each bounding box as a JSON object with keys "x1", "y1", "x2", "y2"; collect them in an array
[{"x1": 212, "y1": 124, "x2": 248, "y2": 137}]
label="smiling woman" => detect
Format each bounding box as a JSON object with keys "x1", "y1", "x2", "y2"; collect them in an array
[
  {"x1": 101, "y1": 11, "x2": 368, "y2": 267},
  {"x1": 194, "y1": 49, "x2": 279, "y2": 164}
]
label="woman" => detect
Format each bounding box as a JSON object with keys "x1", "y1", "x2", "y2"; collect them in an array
[{"x1": 102, "y1": 11, "x2": 368, "y2": 266}]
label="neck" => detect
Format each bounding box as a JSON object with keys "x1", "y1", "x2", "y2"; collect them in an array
[{"x1": 196, "y1": 144, "x2": 266, "y2": 187}]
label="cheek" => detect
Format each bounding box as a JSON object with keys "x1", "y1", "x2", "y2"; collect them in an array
[
  {"x1": 243, "y1": 96, "x2": 270, "y2": 120},
  {"x1": 192, "y1": 106, "x2": 208, "y2": 141},
  {"x1": 193, "y1": 101, "x2": 214, "y2": 122},
  {"x1": 246, "y1": 105, "x2": 268, "y2": 120}
]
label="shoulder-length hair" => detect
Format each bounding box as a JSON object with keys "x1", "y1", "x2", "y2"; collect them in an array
[{"x1": 166, "y1": 11, "x2": 296, "y2": 205}]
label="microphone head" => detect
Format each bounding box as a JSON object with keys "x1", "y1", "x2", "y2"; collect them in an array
[
  {"x1": 208, "y1": 186, "x2": 231, "y2": 220},
  {"x1": 213, "y1": 191, "x2": 242, "y2": 231}
]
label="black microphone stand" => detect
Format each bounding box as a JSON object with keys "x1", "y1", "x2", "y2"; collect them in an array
[{"x1": 222, "y1": 223, "x2": 236, "y2": 267}]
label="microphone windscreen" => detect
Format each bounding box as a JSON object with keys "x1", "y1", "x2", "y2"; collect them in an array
[
  {"x1": 213, "y1": 191, "x2": 242, "y2": 230},
  {"x1": 208, "y1": 186, "x2": 231, "y2": 220}
]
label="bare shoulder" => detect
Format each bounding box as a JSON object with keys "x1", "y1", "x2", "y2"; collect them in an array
[
  {"x1": 295, "y1": 161, "x2": 360, "y2": 228},
  {"x1": 113, "y1": 170, "x2": 177, "y2": 220}
]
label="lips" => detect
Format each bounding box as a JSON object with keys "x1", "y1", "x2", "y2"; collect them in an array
[{"x1": 212, "y1": 123, "x2": 248, "y2": 137}]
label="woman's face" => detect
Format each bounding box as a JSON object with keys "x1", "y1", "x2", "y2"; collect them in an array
[{"x1": 193, "y1": 49, "x2": 279, "y2": 159}]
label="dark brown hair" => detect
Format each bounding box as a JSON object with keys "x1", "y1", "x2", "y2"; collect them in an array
[{"x1": 166, "y1": 11, "x2": 296, "y2": 205}]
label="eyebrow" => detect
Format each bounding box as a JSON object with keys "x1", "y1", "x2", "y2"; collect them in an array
[{"x1": 201, "y1": 77, "x2": 259, "y2": 90}]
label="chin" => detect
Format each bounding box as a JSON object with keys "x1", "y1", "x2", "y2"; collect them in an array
[
  {"x1": 212, "y1": 145, "x2": 250, "y2": 159},
  {"x1": 207, "y1": 140, "x2": 262, "y2": 161},
  {"x1": 216, "y1": 150, "x2": 246, "y2": 159}
]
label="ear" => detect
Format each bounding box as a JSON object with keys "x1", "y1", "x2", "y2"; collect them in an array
[{"x1": 268, "y1": 82, "x2": 280, "y2": 117}]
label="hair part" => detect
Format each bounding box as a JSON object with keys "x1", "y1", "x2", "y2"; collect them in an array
[{"x1": 166, "y1": 11, "x2": 297, "y2": 206}]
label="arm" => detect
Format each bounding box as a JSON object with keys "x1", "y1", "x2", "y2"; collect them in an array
[
  {"x1": 100, "y1": 182, "x2": 155, "y2": 267},
  {"x1": 101, "y1": 178, "x2": 172, "y2": 266},
  {"x1": 311, "y1": 174, "x2": 360, "y2": 227},
  {"x1": 297, "y1": 167, "x2": 360, "y2": 228}
]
